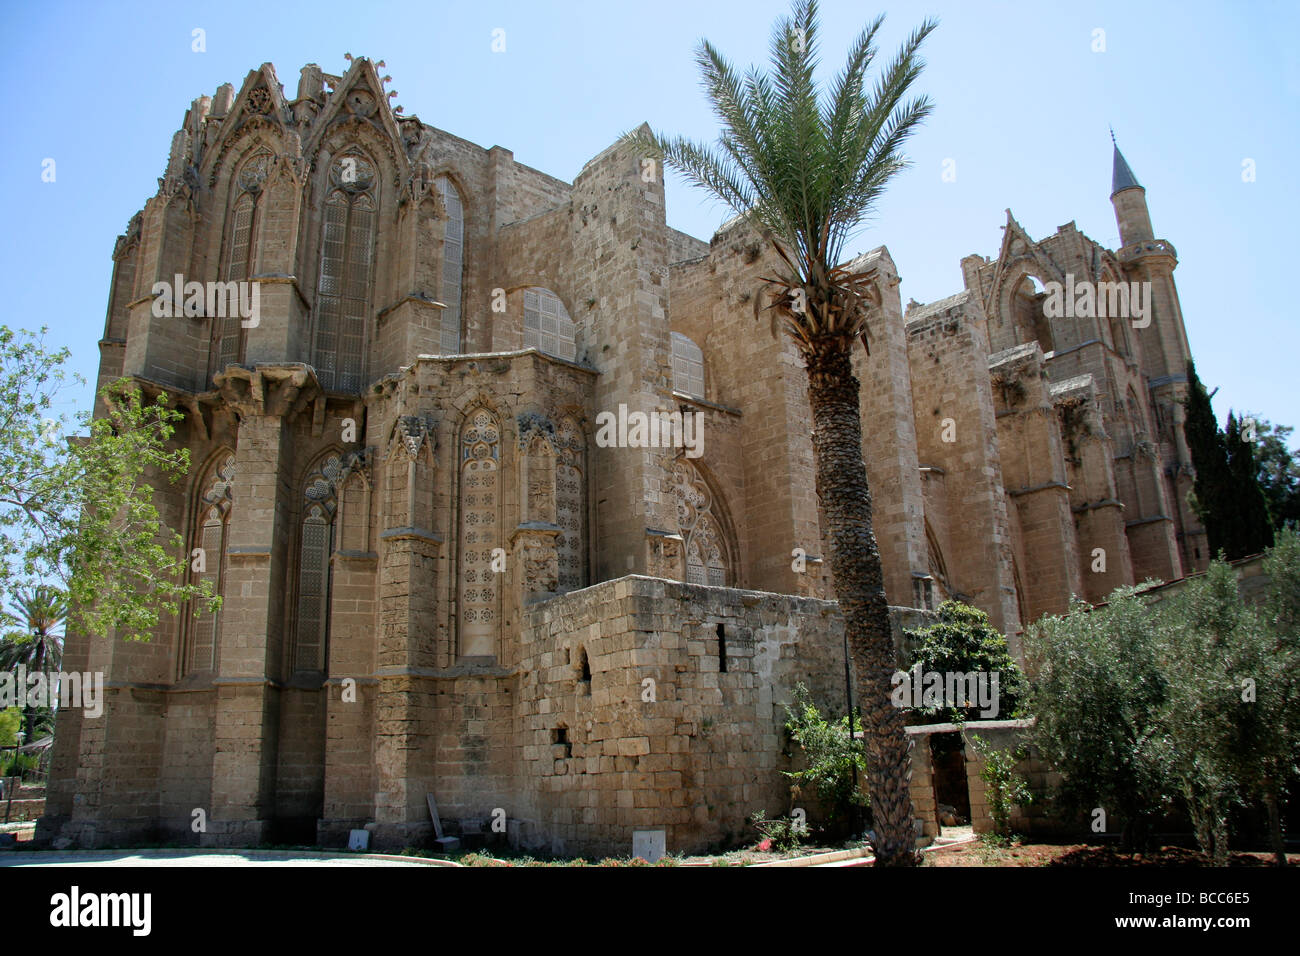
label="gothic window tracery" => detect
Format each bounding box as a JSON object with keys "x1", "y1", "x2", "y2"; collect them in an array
[
  {"x1": 671, "y1": 460, "x2": 729, "y2": 587},
  {"x1": 556, "y1": 417, "x2": 587, "y2": 592},
  {"x1": 294, "y1": 454, "x2": 341, "y2": 672},
  {"x1": 313, "y1": 153, "x2": 377, "y2": 393},
  {"x1": 183, "y1": 453, "x2": 235, "y2": 676},
  {"x1": 211, "y1": 150, "x2": 271, "y2": 379},
  {"x1": 436, "y1": 176, "x2": 464, "y2": 354},
  {"x1": 459, "y1": 409, "x2": 501, "y2": 657},
  {"x1": 523, "y1": 288, "x2": 577, "y2": 362}
]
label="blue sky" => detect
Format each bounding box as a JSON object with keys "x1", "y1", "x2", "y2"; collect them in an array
[{"x1": 3, "y1": 0, "x2": 1296, "y2": 441}]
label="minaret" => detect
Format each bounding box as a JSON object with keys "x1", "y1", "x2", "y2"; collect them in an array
[
  {"x1": 1110, "y1": 132, "x2": 1153, "y2": 246},
  {"x1": 1108, "y1": 132, "x2": 1205, "y2": 576}
]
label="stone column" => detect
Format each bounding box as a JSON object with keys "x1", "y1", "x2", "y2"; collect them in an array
[
  {"x1": 989, "y1": 344, "x2": 1082, "y2": 622},
  {"x1": 319, "y1": 450, "x2": 378, "y2": 845},
  {"x1": 569, "y1": 127, "x2": 678, "y2": 582},
  {"x1": 371, "y1": 417, "x2": 442, "y2": 849},
  {"x1": 850, "y1": 249, "x2": 928, "y2": 607},
  {"x1": 204, "y1": 366, "x2": 317, "y2": 845}
]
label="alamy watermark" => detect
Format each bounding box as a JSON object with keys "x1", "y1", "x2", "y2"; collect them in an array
[
  {"x1": 891, "y1": 664, "x2": 1001, "y2": 718},
  {"x1": 1041, "y1": 273, "x2": 1151, "y2": 328},
  {"x1": 151, "y1": 273, "x2": 260, "y2": 327},
  {"x1": 50, "y1": 886, "x2": 150, "y2": 936},
  {"x1": 594, "y1": 404, "x2": 704, "y2": 459},
  {"x1": 1, "y1": 665, "x2": 103, "y2": 719}
]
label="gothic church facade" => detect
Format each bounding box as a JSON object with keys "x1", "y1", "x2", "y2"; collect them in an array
[{"x1": 40, "y1": 59, "x2": 1202, "y2": 855}]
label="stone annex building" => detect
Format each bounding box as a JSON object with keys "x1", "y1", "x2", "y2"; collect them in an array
[{"x1": 41, "y1": 58, "x2": 1205, "y2": 855}]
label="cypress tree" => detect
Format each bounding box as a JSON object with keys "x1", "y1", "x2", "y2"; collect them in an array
[
  {"x1": 1225, "y1": 412, "x2": 1275, "y2": 557},
  {"x1": 1184, "y1": 360, "x2": 1233, "y2": 559}
]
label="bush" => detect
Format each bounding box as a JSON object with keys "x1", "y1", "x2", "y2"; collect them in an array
[
  {"x1": 1026, "y1": 530, "x2": 1300, "y2": 861},
  {"x1": 903, "y1": 600, "x2": 1028, "y2": 722},
  {"x1": 749, "y1": 810, "x2": 808, "y2": 852},
  {"x1": 1, "y1": 753, "x2": 37, "y2": 778},
  {"x1": 967, "y1": 733, "x2": 1030, "y2": 836},
  {"x1": 1152, "y1": 545, "x2": 1299, "y2": 865},
  {"x1": 1024, "y1": 589, "x2": 1172, "y2": 849},
  {"x1": 782, "y1": 682, "x2": 867, "y2": 825}
]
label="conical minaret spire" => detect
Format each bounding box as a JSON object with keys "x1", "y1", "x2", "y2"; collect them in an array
[{"x1": 1110, "y1": 128, "x2": 1141, "y2": 196}]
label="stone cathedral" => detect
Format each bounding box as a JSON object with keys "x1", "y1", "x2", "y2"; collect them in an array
[{"x1": 40, "y1": 58, "x2": 1204, "y2": 856}]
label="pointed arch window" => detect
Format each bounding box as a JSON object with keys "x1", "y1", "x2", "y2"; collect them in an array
[
  {"x1": 436, "y1": 176, "x2": 464, "y2": 353},
  {"x1": 313, "y1": 154, "x2": 377, "y2": 393},
  {"x1": 671, "y1": 460, "x2": 730, "y2": 587},
  {"x1": 211, "y1": 151, "x2": 270, "y2": 380},
  {"x1": 671, "y1": 332, "x2": 705, "y2": 399},
  {"x1": 294, "y1": 455, "x2": 341, "y2": 672},
  {"x1": 459, "y1": 409, "x2": 501, "y2": 658},
  {"x1": 556, "y1": 417, "x2": 587, "y2": 592},
  {"x1": 523, "y1": 288, "x2": 577, "y2": 362},
  {"x1": 183, "y1": 454, "x2": 235, "y2": 677}
]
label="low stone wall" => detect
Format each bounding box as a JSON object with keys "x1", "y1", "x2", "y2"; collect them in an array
[
  {"x1": 906, "y1": 719, "x2": 1068, "y2": 837},
  {"x1": 518, "y1": 575, "x2": 924, "y2": 857}
]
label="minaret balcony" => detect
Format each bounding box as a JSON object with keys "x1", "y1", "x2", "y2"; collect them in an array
[{"x1": 1116, "y1": 239, "x2": 1177, "y2": 264}]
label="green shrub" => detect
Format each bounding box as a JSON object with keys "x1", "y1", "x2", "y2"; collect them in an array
[
  {"x1": 749, "y1": 809, "x2": 808, "y2": 852},
  {"x1": 1, "y1": 753, "x2": 37, "y2": 778},
  {"x1": 967, "y1": 733, "x2": 1030, "y2": 836},
  {"x1": 781, "y1": 682, "x2": 867, "y2": 824},
  {"x1": 903, "y1": 600, "x2": 1028, "y2": 722},
  {"x1": 1024, "y1": 588, "x2": 1172, "y2": 849},
  {"x1": 1026, "y1": 531, "x2": 1300, "y2": 859}
]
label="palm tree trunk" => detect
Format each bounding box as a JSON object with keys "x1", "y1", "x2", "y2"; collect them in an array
[
  {"x1": 805, "y1": 343, "x2": 917, "y2": 866},
  {"x1": 24, "y1": 641, "x2": 43, "y2": 746}
]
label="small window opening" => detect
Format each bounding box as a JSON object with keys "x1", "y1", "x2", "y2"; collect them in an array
[
  {"x1": 717, "y1": 623, "x2": 727, "y2": 673},
  {"x1": 578, "y1": 647, "x2": 592, "y2": 693},
  {"x1": 552, "y1": 726, "x2": 572, "y2": 757}
]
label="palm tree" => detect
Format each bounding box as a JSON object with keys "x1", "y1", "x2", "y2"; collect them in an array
[
  {"x1": 629, "y1": 0, "x2": 936, "y2": 865},
  {"x1": 1, "y1": 586, "x2": 67, "y2": 743}
]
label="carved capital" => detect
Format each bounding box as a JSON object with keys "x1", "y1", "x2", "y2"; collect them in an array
[{"x1": 215, "y1": 364, "x2": 322, "y2": 423}]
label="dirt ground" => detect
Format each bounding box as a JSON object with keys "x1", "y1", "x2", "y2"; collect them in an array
[{"x1": 922, "y1": 836, "x2": 1299, "y2": 867}]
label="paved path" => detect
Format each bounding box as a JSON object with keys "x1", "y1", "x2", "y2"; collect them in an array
[{"x1": 1, "y1": 850, "x2": 455, "y2": 867}]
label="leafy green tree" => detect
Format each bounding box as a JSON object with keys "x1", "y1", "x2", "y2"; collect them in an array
[
  {"x1": 0, "y1": 326, "x2": 216, "y2": 642},
  {"x1": 1028, "y1": 535, "x2": 1299, "y2": 863},
  {"x1": 902, "y1": 600, "x2": 1027, "y2": 722},
  {"x1": 1243, "y1": 414, "x2": 1300, "y2": 531},
  {"x1": 0, "y1": 708, "x2": 21, "y2": 748},
  {"x1": 1252, "y1": 529, "x2": 1300, "y2": 864},
  {"x1": 1150, "y1": 561, "x2": 1255, "y2": 864},
  {"x1": 627, "y1": 0, "x2": 936, "y2": 865},
  {"x1": 1150, "y1": 540, "x2": 1300, "y2": 865},
  {"x1": 1024, "y1": 589, "x2": 1172, "y2": 849}
]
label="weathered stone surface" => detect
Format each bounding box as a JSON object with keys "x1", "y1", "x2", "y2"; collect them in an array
[{"x1": 39, "y1": 60, "x2": 1202, "y2": 858}]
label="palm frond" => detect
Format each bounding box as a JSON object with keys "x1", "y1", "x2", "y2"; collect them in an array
[{"x1": 623, "y1": 2, "x2": 936, "y2": 355}]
